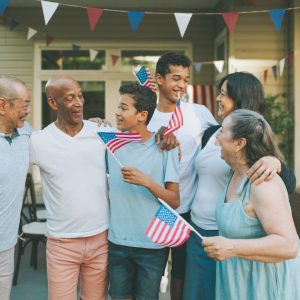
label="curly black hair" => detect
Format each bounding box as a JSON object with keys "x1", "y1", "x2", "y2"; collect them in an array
[{"x1": 119, "y1": 83, "x2": 157, "y2": 124}]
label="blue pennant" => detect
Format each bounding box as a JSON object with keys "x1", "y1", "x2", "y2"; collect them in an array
[
  {"x1": 268, "y1": 9, "x2": 286, "y2": 32},
  {"x1": 128, "y1": 11, "x2": 144, "y2": 32},
  {"x1": 0, "y1": 0, "x2": 9, "y2": 15}
]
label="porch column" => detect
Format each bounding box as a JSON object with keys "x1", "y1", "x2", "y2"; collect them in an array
[{"x1": 294, "y1": 0, "x2": 300, "y2": 191}]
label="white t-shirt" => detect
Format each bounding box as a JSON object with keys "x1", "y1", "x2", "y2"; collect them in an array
[
  {"x1": 191, "y1": 130, "x2": 230, "y2": 230},
  {"x1": 148, "y1": 102, "x2": 217, "y2": 214},
  {"x1": 29, "y1": 121, "x2": 111, "y2": 238}
]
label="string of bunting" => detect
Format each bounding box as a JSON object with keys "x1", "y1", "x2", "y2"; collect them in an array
[{"x1": 0, "y1": 0, "x2": 297, "y2": 80}]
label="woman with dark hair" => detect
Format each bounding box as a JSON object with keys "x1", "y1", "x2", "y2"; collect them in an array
[
  {"x1": 203, "y1": 109, "x2": 300, "y2": 299},
  {"x1": 183, "y1": 72, "x2": 296, "y2": 300}
]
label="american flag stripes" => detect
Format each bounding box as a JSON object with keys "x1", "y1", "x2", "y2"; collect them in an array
[
  {"x1": 134, "y1": 66, "x2": 157, "y2": 91},
  {"x1": 146, "y1": 204, "x2": 191, "y2": 247},
  {"x1": 97, "y1": 132, "x2": 142, "y2": 154},
  {"x1": 193, "y1": 85, "x2": 216, "y2": 116},
  {"x1": 164, "y1": 98, "x2": 183, "y2": 137}
]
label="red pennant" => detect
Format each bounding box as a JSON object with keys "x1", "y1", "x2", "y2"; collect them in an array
[
  {"x1": 111, "y1": 55, "x2": 119, "y2": 66},
  {"x1": 222, "y1": 12, "x2": 240, "y2": 34},
  {"x1": 86, "y1": 7, "x2": 103, "y2": 32},
  {"x1": 45, "y1": 34, "x2": 54, "y2": 47},
  {"x1": 263, "y1": 69, "x2": 268, "y2": 84},
  {"x1": 288, "y1": 51, "x2": 294, "y2": 67}
]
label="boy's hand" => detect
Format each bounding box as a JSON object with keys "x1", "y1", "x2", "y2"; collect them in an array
[
  {"x1": 122, "y1": 167, "x2": 150, "y2": 187},
  {"x1": 89, "y1": 117, "x2": 112, "y2": 127},
  {"x1": 247, "y1": 156, "x2": 281, "y2": 185},
  {"x1": 155, "y1": 126, "x2": 179, "y2": 151}
]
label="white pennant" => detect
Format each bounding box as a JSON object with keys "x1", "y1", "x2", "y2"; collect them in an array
[
  {"x1": 89, "y1": 49, "x2": 98, "y2": 62},
  {"x1": 174, "y1": 13, "x2": 192, "y2": 38},
  {"x1": 279, "y1": 57, "x2": 285, "y2": 77},
  {"x1": 193, "y1": 62, "x2": 202, "y2": 74},
  {"x1": 41, "y1": 1, "x2": 59, "y2": 25},
  {"x1": 214, "y1": 60, "x2": 224, "y2": 73},
  {"x1": 27, "y1": 27, "x2": 37, "y2": 40}
]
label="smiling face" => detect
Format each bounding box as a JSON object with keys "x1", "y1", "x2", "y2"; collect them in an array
[
  {"x1": 48, "y1": 79, "x2": 84, "y2": 126},
  {"x1": 115, "y1": 94, "x2": 146, "y2": 132},
  {"x1": 215, "y1": 116, "x2": 237, "y2": 165},
  {"x1": 156, "y1": 65, "x2": 190, "y2": 104},
  {"x1": 5, "y1": 83, "x2": 31, "y2": 130},
  {"x1": 216, "y1": 80, "x2": 235, "y2": 120}
]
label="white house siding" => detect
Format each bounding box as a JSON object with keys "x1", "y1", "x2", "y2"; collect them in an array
[{"x1": 0, "y1": 18, "x2": 34, "y2": 124}]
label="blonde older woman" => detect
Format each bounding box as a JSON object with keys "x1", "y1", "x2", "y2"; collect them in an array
[{"x1": 203, "y1": 109, "x2": 300, "y2": 300}]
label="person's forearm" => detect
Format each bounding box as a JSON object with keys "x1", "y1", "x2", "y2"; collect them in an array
[
  {"x1": 231, "y1": 234, "x2": 298, "y2": 263},
  {"x1": 145, "y1": 180, "x2": 179, "y2": 209}
]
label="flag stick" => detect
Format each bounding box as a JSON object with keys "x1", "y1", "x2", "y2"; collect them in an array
[
  {"x1": 157, "y1": 198, "x2": 204, "y2": 240},
  {"x1": 98, "y1": 138, "x2": 124, "y2": 168}
]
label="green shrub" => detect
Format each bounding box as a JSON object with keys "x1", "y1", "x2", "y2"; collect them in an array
[{"x1": 264, "y1": 93, "x2": 294, "y2": 164}]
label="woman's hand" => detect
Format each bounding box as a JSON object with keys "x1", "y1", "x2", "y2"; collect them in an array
[
  {"x1": 202, "y1": 236, "x2": 235, "y2": 261},
  {"x1": 121, "y1": 167, "x2": 150, "y2": 187},
  {"x1": 247, "y1": 156, "x2": 281, "y2": 185}
]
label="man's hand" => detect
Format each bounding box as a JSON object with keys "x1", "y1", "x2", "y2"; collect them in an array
[
  {"x1": 121, "y1": 167, "x2": 150, "y2": 187},
  {"x1": 155, "y1": 126, "x2": 179, "y2": 151},
  {"x1": 89, "y1": 117, "x2": 112, "y2": 127},
  {"x1": 202, "y1": 236, "x2": 235, "y2": 261},
  {"x1": 247, "y1": 156, "x2": 281, "y2": 185}
]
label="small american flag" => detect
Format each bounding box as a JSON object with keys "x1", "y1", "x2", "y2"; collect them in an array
[
  {"x1": 146, "y1": 204, "x2": 191, "y2": 247},
  {"x1": 97, "y1": 132, "x2": 142, "y2": 154},
  {"x1": 164, "y1": 98, "x2": 183, "y2": 136},
  {"x1": 134, "y1": 66, "x2": 157, "y2": 91}
]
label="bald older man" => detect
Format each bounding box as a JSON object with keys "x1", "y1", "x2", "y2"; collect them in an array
[
  {"x1": 29, "y1": 76, "x2": 111, "y2": 300},
  {"x1": 0, "y1": 76, "x2": 31, "y2": 300}
]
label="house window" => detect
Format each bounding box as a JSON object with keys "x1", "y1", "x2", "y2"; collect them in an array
[{"x1": 41, "y1": 50, "x2": 106, "y2": 70}]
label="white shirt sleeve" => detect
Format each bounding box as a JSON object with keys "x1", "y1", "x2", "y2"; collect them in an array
[{"x1": 193, "y1": 103, "x2": 219, "y2": 129}]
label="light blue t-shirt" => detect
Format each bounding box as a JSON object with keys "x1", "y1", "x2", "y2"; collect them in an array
[
  {"x1": 0, "y1": 122, "x2": 32, "y2": 251},
  {"x1": 107, "y1": 134, "x2": 179, "y2": 249}
]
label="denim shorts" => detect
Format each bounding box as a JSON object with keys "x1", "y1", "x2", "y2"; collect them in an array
[{"x1": 108, "y1": 242, "x2": 168, "y2": 300}]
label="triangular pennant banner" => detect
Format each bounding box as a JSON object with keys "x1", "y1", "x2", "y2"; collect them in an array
[
  {"x1": 288, "y1": 51, "x2": 294, "y2": 67},
  {"x1": 89, "y1": 49, "x2": 98, "y2": 62},
  {"x1": 41, "y1": 0, "x2": 59, "y2": 25},
  {"x1": 174, "y1": 13, "x2": 192, "y2": 38},
  {"x1": 128, "y1": 11, "x2": 144, "y2": 32},
  {"x1": 214, "y1": 60, "x2": 224, "y2": 73},
  {"x1": 86, "y1": 7, "x2": 103, "y2": 32},
  {"x1": 193, "y1": 62, "x2": 202, "y2": 74},
  {"x1": 9, "y1": 19, "x2": 19, "y2": 30},
  {"x1": 111, "y1": 54, "x2": 119, "y2": 66},
  {"x1": 0, "y1": 0, "x2": 9, "y2": 16},
  {"x1": 56, "y1": 57, "x2": 63, "y2": 69},
  {"x1": 222, "y1": 12, "x2": 240, "y2": 34},
  {"x1": 272, "y1": 65, "x2": 277, "y2": 80},
  {"x1": 45, "y1": 34, "x2": 54, "y2": 47},
  {"x1": 279, "y1": 57, "x2": 285, "y2": 77},
  {"x1": 72, "y1": 44, "x2": 81, "y2": 52},
  {"x1": 264, "y1": 69, "x2": 268, "y2": 84},
  {"x1": 27, "y1": 27, "x2": 37, "y2": 40},
  {"x1": 268, "y1": 9, "x2": 286, "y2": 32}
]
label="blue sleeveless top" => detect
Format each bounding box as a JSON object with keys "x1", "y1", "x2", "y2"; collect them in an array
[{"x1": 215, "y1": 176, "x2": 300, "y2": 300}]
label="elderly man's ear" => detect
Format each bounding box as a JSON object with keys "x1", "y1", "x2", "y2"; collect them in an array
[
  {"x1": 47, "y1": 98, "x2": 58, "y2": 111},
  {"x1": 0, "y1": 97, "x2": 9, "y2": 115}
]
